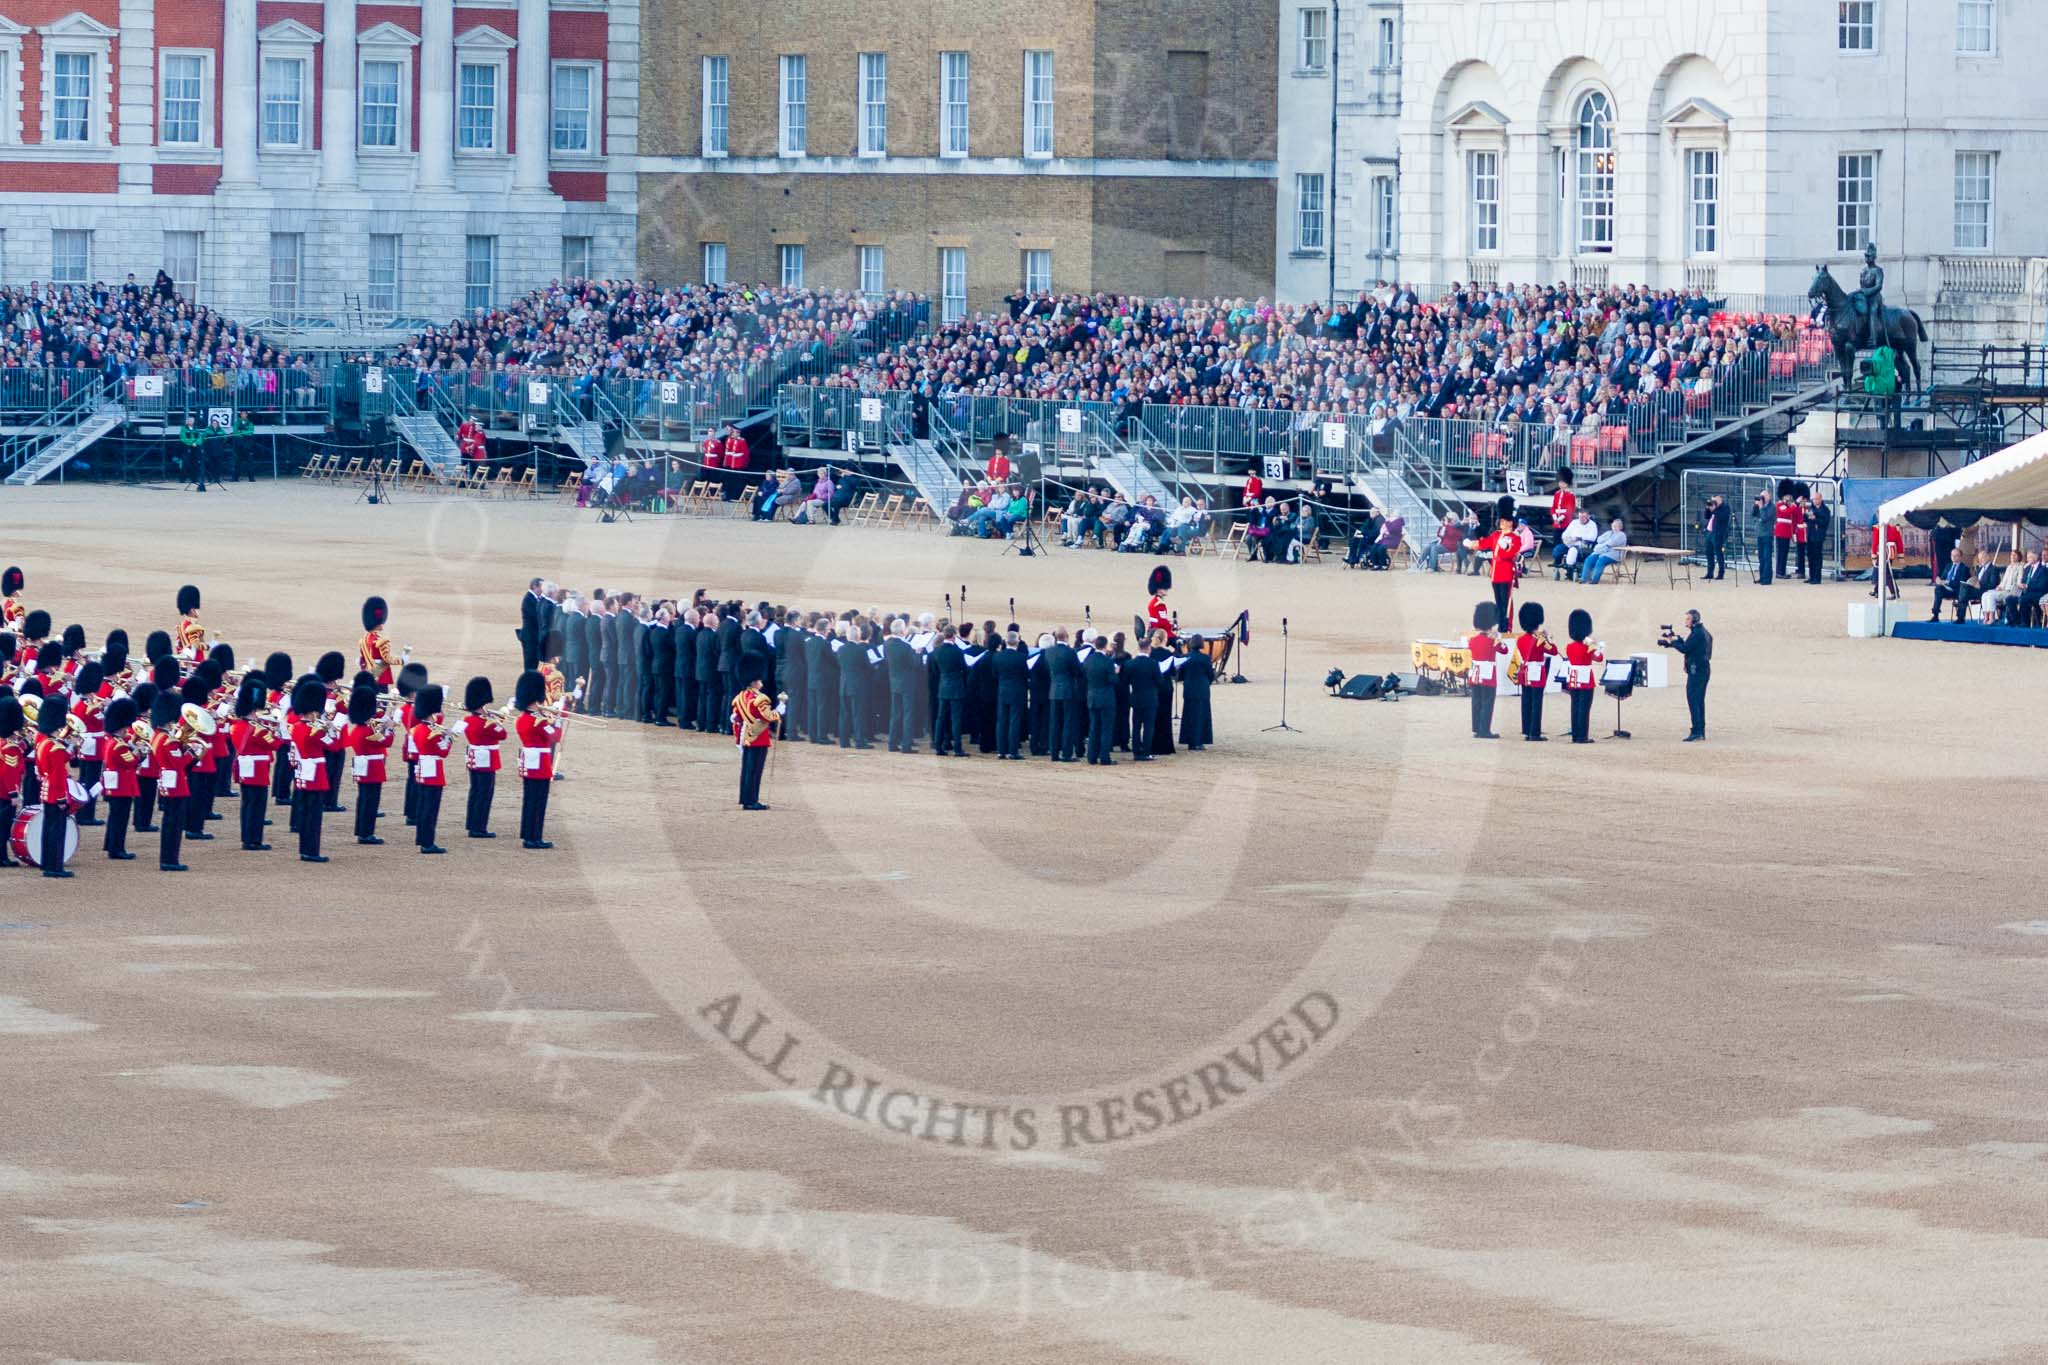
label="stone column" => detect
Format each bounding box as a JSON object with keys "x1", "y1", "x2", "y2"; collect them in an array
[
  {"x1": 319, "y1": 0, "x2": 358, "y2": 186},
  {"x1": 221, "y1": 0, "x2": 260, "y2": 185},
  {"x1": 512, "y1": 0, "x2": 550, "y2": 192},
  {"x1": 418, "y1": 0, "x2": 455, "y2": 188}
]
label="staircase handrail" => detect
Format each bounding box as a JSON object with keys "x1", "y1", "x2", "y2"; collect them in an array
[{"x1": 1, "y1": 382, "x2": 102, "y2": 476}]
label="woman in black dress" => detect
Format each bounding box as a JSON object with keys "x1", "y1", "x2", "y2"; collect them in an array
[
  {"x1": 1148, "y1": 630, "x2": 1177, "y2": 755},
  {"x1": 1111, "y1": 631, "x2": 1132, "y2": 752},
  {"x1": 1177, "y1": 640, "x2": 1214, "y2": 749}
]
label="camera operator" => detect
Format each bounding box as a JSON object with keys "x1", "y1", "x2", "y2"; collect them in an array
[
  {"x1": 1749, "y1": 492, "x2": 1773, "y2": 583},
  {"x1": 1658, "y1": 610, "x2": 1712, "y2": 742},
  {"x1": 1699, "y1": 495, "x2": 1729, "y2": 581}
]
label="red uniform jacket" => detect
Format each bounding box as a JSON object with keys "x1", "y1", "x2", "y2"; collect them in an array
[
  {"x1": 99, "y1": 730, "x2": 143, "y2": 799},
  {"x1": 732, "y1": 688, "x2": 778, "y2": 748},
  {"x1": 1773, "y1": 500, "x2": 1798, "y2": 541},
  {"x1": 1563, "y1": 640, "x2": 1605, "y2": 691},
  {"x1": 1467, "y1": 632, "x2": 1501, "y2": 689},
  {"x1": 723, "y1": 433, "x2": 750, "y2": 470},
  {"x1": 1145, "y1": 595, "x2": 1174, "y2": 640},
  {"x1": 229, "y1": 720, "x2": 283, "y2": 787},
  {"x1": 287, "y1": 717, "x2": 330, "y2": 792},
  {"x1": 1549, "y1": 489, "x2": 1577, "y2": 529},
  {"x1": 1477, "y1": 531, "x2": 1520, "y2": 584},
  {"x1": 346, "y1": 721, "x2": 393, "y2": 784},
  {"x1": 34, "y1": 736, "x2": 72, "y2": 809},
  {"x1": 400, "y1": 702, "x2": 418, "y2": 763},
  {"x1": 152, "y1": 732, "x2": 194, "y2": 799},
  {"x1": 0, "y1": 736, "x2": 26, "y2": 799},
  {"x1": 463, "y1": 714, "x2": 506, "y2": 772},
  {"x1": 1513, "y1": 632, "x2": 1557, "y2": 687},
  {"x1": 358, "y1": 630, "x2": 399, "y2": 687},
  {"x1": 133, "y1": 727, "x2": 159, "y2": 780},
  {"x1": 411, "y1": 720, "x2": 453, "y2": 787},
  {"x1": 74, "y1": 692, "x2": 104, "y2": 738},
  {"x1": 515, "y1": 712, "x2": 563, "y2": 780}
]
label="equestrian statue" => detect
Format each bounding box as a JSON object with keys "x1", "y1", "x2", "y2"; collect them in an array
[{"x1": 1808, "y1": 244, "x2": 1927, "y2": 391}]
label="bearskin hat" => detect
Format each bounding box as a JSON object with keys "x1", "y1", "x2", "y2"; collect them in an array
[
  {"x1": 352, "y1": 670, "x2": 377, "y2": 692},
  {"x1": 265, "y1": 651, "x2": 294, "y2": 690},
  {"x1": 104, "y1": 628, "x2": 128, "y2": 652},
  {"x1": 1517, "y1": 601, "x2": 1546, "y2": 632},
  {"x1": 0, "y1": 695, "x2": 20, "y2": 739},
  {"x1": 1555, "y1": 465, "x2": 1574, "y2": 489},
  {"x1": 35, "y1": 641, "x2": 62, "y2": 672},
  {"x1": 1568, "y1": 608, "x2": 1593, "y2": 643},
  {"x1": 315, "y1": 651, "x2": 346, "y2": 684},
  {"x1": 192, "y1": 660, "x2": 222, "y2": 692},
  {"x1": 413, "y1": 684, "x2": 444, "y2": 719},
  {"x1": 346, "y1": 686, "x2": 378, "y2": 727},
  {"x1": 176, "y1": 584, "x2": 202, "y2": 614},
  {"x1": 73, "y1": 661, "x2": 103, "y2": 697},
  {"x1": 129, "y1": 682, "x2": 159, "y2": 715},
  {"x1": 396, "y1": 662, "x2": 428, "y2": 698},
  {"x1": 1, "y1": 566, "x2": 21, "y2": 596},
  {"x1": 290, "y1": 679, "x2": 327, "y2": 716},
  {"x1": 1776, "y1": 478, "x2": 1795, "y2": 498},
  {"x1": 0, "y1": 633, "x2": 12, "y2": 663},
  {"x1": 1494, "y1": 494, "x2": 1518, "y2": 527},
  {"x1": 234, "y1": 675, "x2": 268, "y2": 718},
  {"x1": 104, "y1": 696, "x2": 137, "y2": 732},
  {"x1": 361, "y1": 596, "x2": 389, "y2": 631},
  {"x1": 151, "y1": 656, "x2": 180, "y2": 690},
  {"x1": 15, "y1": 677, "x2": 41, "y2": 698},
  {"x1": 100, "y1": 644, "x2": 127, "y2": 678},
  {"x1": 149, "y1": 692, "x2": 181, "y2": 729},
  {"x1": 144, "y1": 629, "x2": 173, "y2": 662},
  {"x1": 208, "y1": 642, "x2": 234, "y2": 674},
  {"x1": 463, "y1": 676, "x2": 494, "y2": 712},
  {"x1": 36, "y1": 695, "x2": 68, "y2": 736},
  {"x1": 514, "y1": 669, "x2": 546, "y2": 711},
  {"x1": 1473, "y1": 602, "x2": 1497, "y2": 631},
  {"x1": 1795, "y1": 481, "x2": 1812, "y2": 500},
  {"x1": 180, "y1": 675, "x2": 211, "y2": 706},
  {"x1": 61, "y1": 623, "x2": 86, "y2": 654},
  {"x1": 21, "y1": 609, "x2": 49, "y2": 641},
  {"x1": 1148, "y1": 565, "x2": 1173, "y2": 594}
]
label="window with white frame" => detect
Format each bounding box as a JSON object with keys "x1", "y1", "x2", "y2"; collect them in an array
[
  {"x1": 1298, "y1": 8, "x2": 1328, "y2": 72},
  {"x1": 359, "y1": 58, "x2": 401, "y2": 149},
  {"x1": 0, "y1": 51, "x2": 13, "y2": 147},
  {"x1": 52, "y1": 50, "x2": 93, "y2": 143},
  {"x1": 464, "y1": 235, "x2": 496, "y2": 311},
  {"x1": 778, "y1": 54, "x2": 805, "y2": 156},
  {"x1": 1371, "y1": 175, "x2": 1396, "y2": 254},
  {"x1": 1686, "y1": 147, "x2": 1720, "y2": 256},
  {"x1": 552, "y1": 62, "x2": 597, "y2": 154},
  {"x1": 858, "y1": 53, "x2": 886, "y2": 155},
  {"x1": 50, "y1": 228, "x2": 89, "y2": 284},
  {"x1": 38, "y1": 16, "x2": 113, "y2": 147},
  {"x1": 940, "y1": 51, "x2": 969, "y2": 156},
  {"x1": 458, "y1": 62, "x2": 499, "y2": 151},
  {"x1": 1836, "y1": 152, "x2": 1876, "y2": 251},
  {"x1": 778, "y1": 243, "x2": 804, "y2": 288},
  {"x1": 1468, "y1": 152, "x2": 1500, "y2": 254},
  {"x1": 702, "y1": 55, "x2": 728, "y2": 156},
  {"x1": 162, "y1": 230, "x2": 201, "y2": 296},
  {"x1": 268, "y1": 232, "x2": 303, "y2": 313},
  {"x1": 1295, "y1": 172, "x2": 1326, "y2": 253},
  {"x1": 1838, "y1": 1, "x2": 1876, "y2": 51},
  {"x1": 1023, "y1": 50, "x2": 1054, "y2": 157},
  {"x1": 261, "y1": 55, "x2": 305, "y2": 148},
  {"x1": 160, "y1": 51, "x2": 207, "y2": 146},
  {"x1": 702, "y1": 241, "x2": 727, "y2": 286},
  {"x1": 857, "y1": 245, "x2": 884, "y2": 299},
  {"x1": 561, "y1": 235, "x2": 591, "y2": 282},
  {"x1": 938, "y1": 247, "x2": 967, "y2": 322},
  {"x1": 367, "y1": 233, "x2": 402, "y2": 313},
  {"x1": 1574, "y1": 91, "x2": 1615, "y2": 253},
  {"x1": 1376, "y1": 17, "x2": 1397, "y2": 71},
  {"x1": 1953, "y1": 151, "x2": 1993, "y2": 250},
  {"x1": 1956, "y1": 0, "x2": 1994, "y2": 53},
  {"x1": 1022, "y1": 248, "x2": 1051, "y2": 294}
]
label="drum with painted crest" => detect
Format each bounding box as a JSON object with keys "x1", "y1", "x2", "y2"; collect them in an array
[{"x1": 10, "y1": 804, "x2": 78, "y2": 867}]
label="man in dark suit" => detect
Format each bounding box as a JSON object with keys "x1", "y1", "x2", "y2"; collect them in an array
[
  {"x1": 2006, "y1": 551, "x2": 2048, "y2": 627},
  {"x1": 613, "y1": 598, "x2": 640, "y2": 718},
  {"x1": 776, "y1": 613, "x2": 807, "y2": 741},
  {"x1": 559, "y1": 599, "x2": 586, "y2": 688},
  {"x1": 673, "y1": 609, "x2": 699, "y2": 732},
  {"x1": 1931, "y1": 549, "x2": 1972, "y2": 622},
  {"x1": 1044, "y1": 628, "x2": 1081, "y2": 763},
  {"x1": 885, "y1": 621, "x2": 921, "y2": 753},
  {"x1": 836, "y1": 623, "x2": 873, "y2": 749},
  {"x1": 646, "y1": 608, "x2": 675, "y2": 724},
  {"x1": 1804, "y1": 492, "x2": 1832, "y2": 584},
  {"x1": 991, "y1": 632, "x2": 1029, "y2": 759},
  {"x1": 1699, "y1": 498, "x2": 1729, "y2": 581},
  {"x1": 694, "y1": 605, "x2": 722, "y2": 731},
  {"x1": 519, "y1": 579, "x2": 550, "y2": 670},
  {"x1": 1026, "y1": 633, "x2": 1053, "y2": 756},
  {"x1": 714, "y1": 605, "x2": 741, "y2": 721},
  {"x1": 1122, "y1": 631, "x2": 1158, "y2": 760},
  {"x1": 930, "y1": 625, "x2": 968, "y2": 757},
  {"x1": 1081, "y1": 636, "x2": 1118, "y2": 765},
  {"x1": 804, "y1": 618, "x2": 836, "y2": 743},
  {"x1": 585, "y1": 597, "x2": 612, "y2": 715}
]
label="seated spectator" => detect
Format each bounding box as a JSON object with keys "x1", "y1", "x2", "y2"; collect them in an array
[
  {"x1": 1984, "y1": 552, "x2": 2030, "y2": 623},
  {"x1": 1457, "y1": 510, "x2": 1483, "y2": 574},
  {"x1": 1267, "y1": 502, "x2": 1298, "y2": 564},
  {"x1": 1366, "y1": 513, "x2": 1405, "y2": 570},
  {"x1": 1245, "y1": 497, "x2": 1275, "y2": 560},
  {"x1": 805, "y1": 467, "x2": 836, "y2": 523},
  {"x1": 1580, "y1": 518, "x2": 1630, "y2": 584},
  {"x1": 1418, "y1": 512, "x2": 1461, "y2": 572},
  {"x1": 1100, "y1": 492, "x2": 1132, "y2": 545},
  {"x1": 1061, "y1": 490, "x2": 1092, "y2": 546},
  {"x1": 1344, "y1": 508, "x2": 1382, "y2": 569},
  {"x1": 985, "y1": 448, "x2": 1012, "y2": 484},
  {"x1": 1165, "y1": 495, "x2": 1200, "y2": 552},
  {"x1": 2004, "y1": 550, "x2": 2048, "y2": 626},
  {"x1": 1554, "y1": 509, "x2": 1599, "y2": 578},
  {"x1": 1930, "y1": 548, "x2": 1978, "y2": 622},
  {"x1": 751, "y1": 469, "x2": 780, "y2": 520},
  {"x1": 1294, "y1": 503, "x2": 1320, "y2": 562}
]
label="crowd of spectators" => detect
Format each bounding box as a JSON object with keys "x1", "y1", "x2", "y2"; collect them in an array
[{"x1": 1, "y1": 273, "x2": 299, "y2": 383}]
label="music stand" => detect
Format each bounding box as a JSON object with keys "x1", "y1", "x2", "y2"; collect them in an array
[
  {"x1": 1262, "y1": 617, "x2": 1300, "y2": 733},
  {"x1": 1600, "y1": 658, "x2": 1643, "y2": 739}
]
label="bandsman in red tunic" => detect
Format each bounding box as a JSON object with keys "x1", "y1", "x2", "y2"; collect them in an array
[
  {"x1": 31, "y1": 697, "x2": 77, "y2": 878},
  {"x1": 1145, "y1": 564, "x2": 1176, "y2": 641},
  {"x1": 174, "y1": 584, "x2": 207, "y2": 668},
  {"x1": 149, "y1": 692, "x2": 198, "y2": 872},
  {"x1": 15, "y1": 609, "x2": 50, "y2": 669},
  {"x1": 357, "y1": 596, "x2": 401, "y2": 689},
  {"x1": 97, "y1": 696, "x2": 143, "y2": 861},
  {"x1": 229, "y1": 676, "x2": 282, "y2": 851},
  {"x1": 513, "y1": 669, "x2": 561, "y2": 848},
  {"x1": 408, "y1": 683, "x2": 452, "y2": 855},
  {"x1": 69, "y1": 660, "x2": 106, "y2": 827},
  {"x1": 286, "y1": 678, "x2": 332, "y2": 863},
  {"x1": 731, "y1": 669, "x2": 782, "y2": 812},
  {"x1": 1466, "y1": 602, "x2": 1502, "y2": 740},
  {"x1": 345, "y1": 685, "x2": 395, "y2": 845},
  {"x1": 1562, "y1": 608, "x2": 1606, "y2": 745},
  {"x1": 1511, "y1": 601, "x2": 1557, "y2": 743},
  {"x1": 1466, "y1": 516, "x2": 1523, "y2": 632},
  {"x1": 460, "y1": 676, "x2": 505, "y2": 840},
  {"x1": 0, "y1": 695, "x2": 27, "y2": 867},
  {"x1": 0, "y1": 565, "x2": 24, "y2": 632}
]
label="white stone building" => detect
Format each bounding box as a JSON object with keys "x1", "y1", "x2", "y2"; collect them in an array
[
  {"x1": 0, "y1": 0, "x2": 638, "y2": 327},
  {"x1": 1280, "y1": 0, "x2": 2048, "y2": 332}
]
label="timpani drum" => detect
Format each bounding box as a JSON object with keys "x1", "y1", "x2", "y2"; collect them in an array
[
  {"x1": 11, "y1": 804, "x2": 78, "y2": 868},
  {"x1": 1187, "y1": 630, "x2": 1236, "y2": 673}
]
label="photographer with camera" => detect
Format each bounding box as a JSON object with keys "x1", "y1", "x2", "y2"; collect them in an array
[{"x1": 1658, "y1": 610, "x2": 1713, "y2": 742}]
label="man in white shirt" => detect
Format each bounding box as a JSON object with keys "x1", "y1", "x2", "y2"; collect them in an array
[{"x1": 1554, "y1": 510, "x2": 1599, "y2": 579}]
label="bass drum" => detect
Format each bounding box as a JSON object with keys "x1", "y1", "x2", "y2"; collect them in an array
[{"x1": 11, "y1": 805, "x2": 78, "y2": 868}]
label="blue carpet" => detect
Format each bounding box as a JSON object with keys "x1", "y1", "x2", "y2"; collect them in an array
[{"x1": 1890, "y1": 620, "x2": 2048, "y2": 648}]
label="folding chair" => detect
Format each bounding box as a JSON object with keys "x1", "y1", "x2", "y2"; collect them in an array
[
  {"x1": 1221, "y1": 522, "x2": 1249, "y2": 560},
  {"x1": 557, "y1": 470, "x2": 583, "y2": 503},
  {"x1": 906, "y1": 498, "x2": 933, "y2": 530},
  {"x1": 300, "y1": 452, "x2": 325, "y2": 480},
  {"x1": 876, "y1": 493, "x2": 904, "y2": 528},
  {"x1": 511, "y1": 467, "x2": 536, "y2": 499},
  {"x1": 338, "y1": 457, "x2": 364, "y2": 484},
  {"x1": 852, "y1": 492, "x2": 881, "y2": 526},
  {"x1": 491, "y1": 467, "x2": 515, "y2": 497}
]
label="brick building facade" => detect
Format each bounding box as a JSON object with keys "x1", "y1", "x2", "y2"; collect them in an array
[{"x1": 637, "y1": 0, "x2": 1278, "y2": 313}]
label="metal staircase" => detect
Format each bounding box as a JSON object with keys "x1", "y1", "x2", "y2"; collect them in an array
[
  {"x1": 3, "y1": 397, "x2": 123, "y2": 486},
  {"x1": 559, "y1": 419, "x2": 608, "y2": 470},
  {"x1": 886, "y1": 432, "x2": 965, "y2": 513},
  {"x1": 391, "y1": 411, "x2": 461, "y2": 478},
  {"x1": 1085, "y1": 414, "x2": 1175, "y2": 508}
]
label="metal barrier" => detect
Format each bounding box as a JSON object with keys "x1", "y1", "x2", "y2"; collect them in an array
[{"x1": 1678, "y1": 469, "x2": 1845, "y2": 579}]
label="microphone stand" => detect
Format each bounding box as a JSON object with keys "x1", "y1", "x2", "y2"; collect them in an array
[{"x1": 1262, "y1": 616, "x2": 1300, "y2": 733}]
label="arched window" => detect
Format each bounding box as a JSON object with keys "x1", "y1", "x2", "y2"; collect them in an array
[{"x1": 1575, "y1": 91, "x2": 1615, "y2": 254}]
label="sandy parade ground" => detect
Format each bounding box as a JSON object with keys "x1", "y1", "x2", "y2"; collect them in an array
[{"x1": 2, "y1": 481, "x2": 2046, "y2": 1365}]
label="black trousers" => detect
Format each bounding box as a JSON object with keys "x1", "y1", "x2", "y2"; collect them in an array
[
  {"x1": 739, "y1": 745, "x2": 767, "y2": 805},
  {"x1": 415, "y1": 785, "x2": 443, "y2": 847},
  {"x1": 889, "y1": 691, "x2": 915, "y2": 751},
  {"x1": 1086, "y1": 703, "x2": 1113, "y2": 763},
  {"x1": 808, "y1": 685, "x2": 832, "y2": 743},
  {"x1": 40, "y1": 802, "x2": 67, "y2": 872},
  {"x1": 1029, "y1": 698, "x2": 1050, "y2": 755},
  {"x1": 1519, "y1": 686, "x2": 1545, "y2": 740},
  {"x1": 1774, "y1": 538, "x2": 1790, "y2": 577},
  {"x1": 1806, "y1": 541, "x2": 1823, "y2": 584},
  {"x1": 271, "y1": 751, "x2": 292, "y2": 809},
  {"x1": 839, "y1": 693, "x2": 864, "y2": 746},
  {"x1": 185, "y1": 768, "x2": 213, "y2": 834},
  {"x1": 1129, "y1": 704, "x2": 1153, "y2": 760},
  {"x1": 324, "y1": 751, "x2": 345, "y2": 809},
  {"x1": 356, "y1": 782, "x2": 383, "y2": 840},
  {"x1": 103, "y1": 795, "x2": 132, "y2": 856},
  {"x1": 1568, "y1": 688, "x2": 1594, "y2": 742},
  {"x1": 1470, "y1": 686, "x2": 1496, "y2": 737},
  {"x1": 135, "y1": 776, "x2": 158, "y2": 830},
  {"x1": 1686, "y1": 667, "x2": 1709, "y2": 737},
  {"x1": 159, "y1": 795, "x2": 186, "y2": 866},
  {"x1": 1793, "y1": 539, "x2": 1809, "y2": 580},
  {"x1": 1703, "y1": 538, "x2": 1727, "y2": 579},
  {"x1": 699, "y1": 678, "x2": 722, "y2": 732},
  {"x1": 647, "y1": 674, "x2": 672, "y2": 724},
  {"x1": 934, "y1": 697, "x2": 964, "y2": 755},
  {"x1": 293, "y1": 788, "x2": 324, "y2": 857},
  {"x1": 1491, "y1": 582, "x2": 1512, "y2": 631},
  {"x1": 466, "y1": 770, "x2": 495, "y2": 833},
  {"x1": 996, "y1": 699, "x2": 1024, "y2": 757},
  {"x1": 678, "y1": 677, "x2": 698, "y2": 732},
  {"x1": 520, "y1": 776, "x2": 551, "y2": 841},
  {"x1": 403, "y1": 761, "x2": 420, "y2": 824},
  {"x1": 239, "y1": 784, "x2": 268, "y2": 848},
  {"x1": 1051, "y1": 698, "x2": 1081, "y2": 759},
  {"x1": 76, "y1": 758, "x2": 101, "y2": 824}
]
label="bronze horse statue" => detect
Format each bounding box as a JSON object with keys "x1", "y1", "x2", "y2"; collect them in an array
[{"x1": 1808, "y1": 265, "x2": 1927, "y2": 391}]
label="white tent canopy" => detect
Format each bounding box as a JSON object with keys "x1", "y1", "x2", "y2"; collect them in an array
[{"x1": 1877, "y1": 430, "x2": 2048, "y2": 525}]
